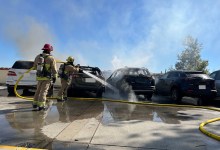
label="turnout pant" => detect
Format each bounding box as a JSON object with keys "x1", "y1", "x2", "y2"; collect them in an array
[
  {"x1": 33, "y1": 80, "x2": 51, "y2": 107},
  {"x1": 57, "y1": 79, "x2": 70, "y2": 100}
]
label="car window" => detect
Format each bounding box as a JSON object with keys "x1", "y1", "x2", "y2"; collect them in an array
[
  {"x1": 210, "y1": 72, "x2": 216, "y2": 79},
  {"x1": 215, "y1": 71, "x2": 220, "y2": 80},
  {"x1": 12, "y1": 61, "x2": 34, "y2": 69},
  {"x1": 109, "y1": 71, "x2": 121, "y2": 79},
  {"x1": 127, "y1": 69, "x2": 150, "y2": 76},
  {"x1": 109, "y1": 72, "x2": 116, "y2": 79},
  {"x1": 90, "y1": 69, "x2": 101, "y2": 76},
  {"x1": 186, "y1": 73, "x2": 210, "y2": 79},
  {"x1": 167, "y1": 72, "x2": 179, "y2": 78},
  {"x1": 81, "y1": 67, "x2": 102, "y2": 76},
  {"x1": 180, "y1": 72, "x2": 186, "y2": 77},
  {"x1": 114, "y1": 70, "x2": 123, "y2": 79},
  {"x1": 161, "y1": 73, "x2": 168, "y2": 79}
]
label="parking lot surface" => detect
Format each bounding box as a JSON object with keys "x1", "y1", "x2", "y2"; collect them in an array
[{"x1": 0, "y1": 87, "x2": 220, "y2": 150}]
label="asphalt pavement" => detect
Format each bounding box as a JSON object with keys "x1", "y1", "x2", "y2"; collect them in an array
[{"x1": 0, "y1": 87, "x2": 220, "y2": 150}]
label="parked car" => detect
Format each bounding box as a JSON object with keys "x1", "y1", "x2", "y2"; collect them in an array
[
  {"x1": 210, "y1": 70, "x2": 220, "y2": 97},
  {"x1": 6, "y1": 60, "x2": 54, "y2": 96},
  {"x1": 6, "y1": 60, "x2": 37, "y2": 95},
  {"x1": 155, "y1": 70, "x2": 217, "y2": 105},
  {"x1": 106, "y1": 67, "x2": 155, "y2": 100},
  {"x1": 67, "y1": 66, "x2": 105, "y2": 98}
]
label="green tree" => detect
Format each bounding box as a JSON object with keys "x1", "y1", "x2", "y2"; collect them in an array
[{"x1": 175, "y1": 36, "x2": 209, "y2": 74}]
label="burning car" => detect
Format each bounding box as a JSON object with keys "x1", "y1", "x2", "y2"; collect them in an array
[{"x1": 106, "y1": 67, "x2": 155, "y2": 100}]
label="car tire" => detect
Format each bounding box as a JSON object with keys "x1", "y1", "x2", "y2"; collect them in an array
[
  {"x1": 197, "y1": 98, "x2": 202, "y2": 106},
  {"x1": 67, "y1": 87, "x2": 73, "y2": 97},
  {"x1": 198, "y1": 97, "x2": 210, "y2": 106},
  {"x1": 171, "y1": 88, "x2": 182, "y2": 103},
  {"x1": 144, "y1": 93, "x2": 153, "y2": 101},
  {"x1": 96, "y1": 91, "x2": 103, "y2": 98},
  {"x1": 7, "y1": 86, "x2": 15, "y2": 95},
  {"x1": 197, "y1": 98, "x2": 205, "y2": 106},
  {"x1": 23, "y1": 89, "x2": 30, "y2": 94}
]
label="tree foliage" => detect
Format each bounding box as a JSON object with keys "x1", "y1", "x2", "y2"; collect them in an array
[{"x1": 175, "y1": 36, "x2": 209, "y2": 74}]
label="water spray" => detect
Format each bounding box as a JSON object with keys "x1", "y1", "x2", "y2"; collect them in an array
[{"x1": 82, "y1": 70, "x2": 117, "y2": 92}]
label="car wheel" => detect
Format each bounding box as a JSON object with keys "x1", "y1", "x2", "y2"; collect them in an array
[
  {"x1": 105, "y1": 87, "x2": 114, "y2": 94},
  {"x1": 96, "y1": 91, "x2": 103, "y2": 98},
  {"x1": 67, "y1": 87, "x2": 74, "y2": 97},
  {"x1": 198, "y1": 97, "x2": 209, "y2": 106},
  {"x1": 23, "y1": 89, "x2": 30, "y2": 94},
  {"x1": 197, "y1": 98, "x2": 205, "y2": 106},
  {"x1": 7, "y1": 86, "x2": 15, "y2": 95},
  {"x1": 144, "y1": 93, "x2": 153, "y2": 101},
  {"x1": 171, "y1": 88, "x2": 182, "y2": 103}
]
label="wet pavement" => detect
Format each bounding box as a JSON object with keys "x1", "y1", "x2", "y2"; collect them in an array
[{"x1": 0, "y1": 88, "x2": 220, "y2": 149}]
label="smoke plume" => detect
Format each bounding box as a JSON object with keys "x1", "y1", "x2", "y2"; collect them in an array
[{"x1": 4, "y1": 17, "x2": 55, "y2": 60}]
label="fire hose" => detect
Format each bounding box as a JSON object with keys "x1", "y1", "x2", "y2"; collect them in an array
[{"x1": 12, "y1": 67, "x2": 220, "y2": 141}]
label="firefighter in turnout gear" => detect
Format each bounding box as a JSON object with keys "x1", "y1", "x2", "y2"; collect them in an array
[
  {"x1": 57, "y1": 56, "x2": 79, "y2": 102},
  {"x1": 33, "y1": 43, "x2": 57, "y2": 110}
]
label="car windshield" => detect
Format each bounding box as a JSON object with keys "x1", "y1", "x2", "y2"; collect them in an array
[
  {"x1": 81, "y1": 67, "x2": 102, "y2": 76},
  {"x1": 185, "y1": 72, "x2": 210, "y2": 79},
  {"x1": 12, "y1": 61, "x2": 34, "y2": 69},
  {"x1": 123, "y1": 68, "x2": 150, "y2": 76}
]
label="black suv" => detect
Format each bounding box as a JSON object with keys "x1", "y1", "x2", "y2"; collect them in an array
[
  {"x1": 210, "y1": 70, "x2": 220, "y2": 97},
  {"x1": 106, "y1": 67, "x2": 155, "y2": 100},
  {"x1": 67, "y1": 66, "x2": 105, "y2": 97},
  {"x1": 155, "y1": 70, "x2": 217, "y2": 104}
]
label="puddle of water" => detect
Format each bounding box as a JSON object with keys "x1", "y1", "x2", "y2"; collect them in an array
[{"x1": 102, "y1": 103, "x2": 195, "y2": 125}]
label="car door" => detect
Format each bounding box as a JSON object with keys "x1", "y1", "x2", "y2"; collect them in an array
[
  {"x1": 214, "y1": 71, "x2": 220, "y2": 97},
  {"x1": 106, "y1": 71, "x2": 118, "y2": 87},
  {"x1": 156, "y1": 73, "x2": 168, "y2": 95},
  {"x1": 163, "y1": 72, "x2": 176, "y2": 94}
]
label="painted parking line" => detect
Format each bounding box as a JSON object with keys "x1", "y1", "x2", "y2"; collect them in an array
[{"x1": 0, "y1": 145, "x2": 46, "y2": 150}]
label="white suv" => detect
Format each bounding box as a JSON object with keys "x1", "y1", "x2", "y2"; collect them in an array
[
  {"x1": 6, "y1": 60, "x2": 61, "y2": 96},
  {"x1": 6, "y1": 60, "x2": 37, "y2": 95}
]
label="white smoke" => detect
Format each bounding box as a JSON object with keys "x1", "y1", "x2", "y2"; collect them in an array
[
  {"x1": 4, "y1": 17, "x2": 55, "y2": 60},
  {"x1": 111, "y1": 53, "x2": 152, "y2": 71}
]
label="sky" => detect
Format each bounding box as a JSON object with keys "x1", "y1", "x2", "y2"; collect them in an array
[{"x1": 0, "y1": 0, "x2": 220, "y2": 73}]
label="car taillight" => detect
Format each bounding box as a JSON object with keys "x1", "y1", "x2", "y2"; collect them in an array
[{"x1": 8, "y1": 71, "x2": 17, "y2": 76}]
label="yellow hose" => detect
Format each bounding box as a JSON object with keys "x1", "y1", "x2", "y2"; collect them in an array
[
  {"x1": 199, "y1": 117, "x2": 220, "y2": 141},
  {"x1": 14, "y1": 67, "x2": 35, "y2": 100},
  {"x1": 13, "y1": 67, "x2": 220, "y2": 142}
]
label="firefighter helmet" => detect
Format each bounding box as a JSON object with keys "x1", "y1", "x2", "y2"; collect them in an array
[
  {"x1": 42, "y1": 44, "x2": 53, "y2": 51},
  {"x1": 66, "y1": 56, "x2": 74, "y2": 62}
]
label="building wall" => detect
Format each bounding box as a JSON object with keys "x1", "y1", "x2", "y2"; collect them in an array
[{"x1": 0, "y1": 68, "x2": 8, "y2": 85}]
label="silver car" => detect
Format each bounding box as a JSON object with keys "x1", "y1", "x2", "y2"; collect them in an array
[{"x1": 210, "y1": 70, "x2": 220, "y2": 97}]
